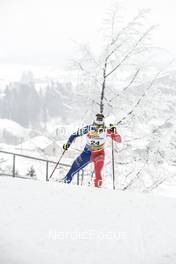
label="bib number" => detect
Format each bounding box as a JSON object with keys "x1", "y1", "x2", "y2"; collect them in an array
[{"x1": 90, "y1": 140, "x2": 100, "y2": 146}]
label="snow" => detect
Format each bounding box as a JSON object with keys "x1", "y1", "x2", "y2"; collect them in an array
[
  {"x1": 19, "y1": 136, "x2": 53, "y2": 151},
  {"x1": 0, "y1": 177, "x2": 176, "y2": 264},
  {"x1": 0, "y1": 119, "x2": 28, "y2": 138}
]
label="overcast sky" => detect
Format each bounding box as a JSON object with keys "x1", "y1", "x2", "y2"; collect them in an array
[{"x1": 0, "y1": 0, "x2": 175, "y2": 72}]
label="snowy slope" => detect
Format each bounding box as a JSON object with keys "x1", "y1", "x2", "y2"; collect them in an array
[
  {"x1": 0, "y1": 177, "x2": 176, "y2": 264},
  {"x1": 0, "y1": 119, "x2": 28, "y2": 138}
]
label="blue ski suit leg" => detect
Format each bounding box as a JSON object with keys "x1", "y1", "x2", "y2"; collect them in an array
[{"x1": 64, "y1": 148, "x2": 91, "y2": 183}]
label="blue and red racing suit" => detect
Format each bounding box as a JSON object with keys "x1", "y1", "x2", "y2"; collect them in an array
[{"x1": 64, "y1": 125, "x2": 121, "y2": 187}]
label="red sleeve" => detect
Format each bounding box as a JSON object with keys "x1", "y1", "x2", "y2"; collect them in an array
[{"x1": 107, "y1": 129, "x2": 122, "y2": 143}]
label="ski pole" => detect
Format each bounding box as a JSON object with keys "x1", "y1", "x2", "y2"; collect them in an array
[
  {"x1": 111, "y1": 138, "x2": 115, "y2": 190},
  {"x1": 49, "y1": 150, "x2": 66, "y2": 180}
]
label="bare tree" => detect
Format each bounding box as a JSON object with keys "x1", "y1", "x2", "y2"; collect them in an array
[
  {"x1": 70, "y1": 3, "x2": 176, "y2": 193},
  {"x1": 72, "y1": 5, "x2": 156, "y2": 115}
]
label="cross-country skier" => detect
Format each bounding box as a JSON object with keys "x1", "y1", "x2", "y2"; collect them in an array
[{"x1": 63, "y1": 113, "x2": 121, "y2": 187}]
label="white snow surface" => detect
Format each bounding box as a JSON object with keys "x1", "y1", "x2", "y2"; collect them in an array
[
  {"x1": 0, "y1": 119, "x2": 28, "y2": 138},
  {"x1": 0, "y1": 177, "x2": 176, "y2": 264},
  {"x1": 19, "y1": 136, "x2": 53, "y2": 151}
]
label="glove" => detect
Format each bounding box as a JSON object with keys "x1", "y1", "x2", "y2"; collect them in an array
[
  {"x1": 109, "y1": 124, "x2": 117, "y2": 133},
  {"x1": 63, "y1": 143, "x2": 70, "y2": 151}
]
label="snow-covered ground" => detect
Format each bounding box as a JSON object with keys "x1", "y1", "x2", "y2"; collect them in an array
[
  {"x1": 0, "y1": 177, "x2": 176, "y2": 264},
  {"x1": 0, "y1": 119, "x2": 28, "y2": 140}
]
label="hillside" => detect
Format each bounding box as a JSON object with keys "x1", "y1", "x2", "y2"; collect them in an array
[{"x1": 0, "y1": 177, "x2": 176, "y2": 264}]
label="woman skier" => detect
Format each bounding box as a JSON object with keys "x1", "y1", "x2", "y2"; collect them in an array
[{"x1": 63, "y1": 113, "x2": 121, "y2": 187}]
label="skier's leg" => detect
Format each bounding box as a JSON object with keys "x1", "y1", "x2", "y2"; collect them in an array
[
  {"x1": 64, "y1": 149, "x2": 91, "y2": 183},
  {"x1": 91, "y1": 149, "x2": 105, "y2": 187}
]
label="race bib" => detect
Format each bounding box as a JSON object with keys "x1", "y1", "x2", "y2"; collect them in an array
[{"x1": 86, "y1": 131, "x2": 106, "y2": 147}]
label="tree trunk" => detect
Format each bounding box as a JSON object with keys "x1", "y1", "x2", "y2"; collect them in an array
[{"x1": 100, "y1": 61, "x2": 107, "y2": 113}]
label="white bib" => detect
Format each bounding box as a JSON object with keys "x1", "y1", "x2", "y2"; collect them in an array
[{"x1": 86, "y1": 130, "x2": 106, "y2": 149}]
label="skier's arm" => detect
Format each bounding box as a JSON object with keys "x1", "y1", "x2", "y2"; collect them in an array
[
  {"x1": 68, "y1": 126, "x2": 90, "y2": 144},
  {"x1": 107, "y1": 124, "x2": 122, "y2": 143},
  {"x1": 63, "y1": 125, "x2": 89, "y2": 150}
]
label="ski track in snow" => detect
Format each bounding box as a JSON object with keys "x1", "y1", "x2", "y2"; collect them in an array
[{"x1": 0, "y1": 177, "x2": 176, "y2": 264}]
